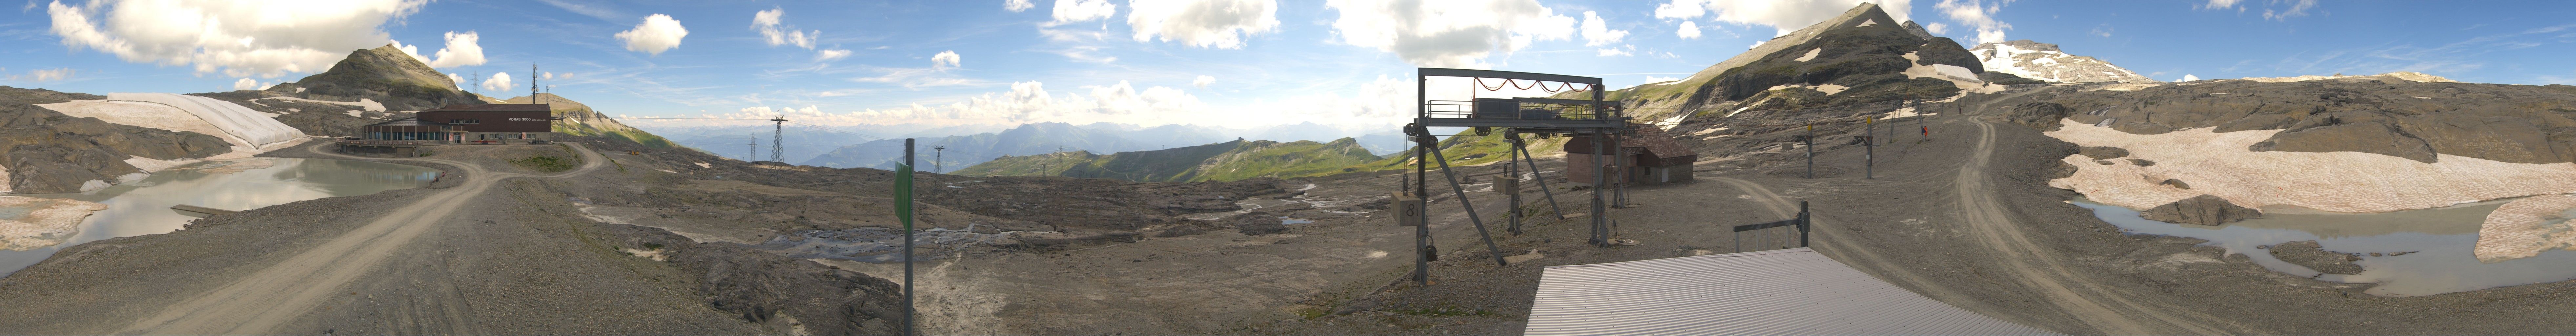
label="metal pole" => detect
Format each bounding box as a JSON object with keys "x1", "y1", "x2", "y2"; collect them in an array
[
  {"x1": 933, "y1": 146, "x2": 946, "y2": 174},
  {"x1": 1798, "y1": 201, "x2": 1811, "y2": 248},
  {"x1": 1516, "y1": 140, "x2": 1567, "y2": 222},
  {"x1": 771, "y1": 118, "x2": 786, "y2": 163},
  {"x1": 897, "y1": 138, "x2": 916, "y2": 336},
  {"x1": 1590, "y1": 129, "x2": 1608, "y2": 246},
  {"x1": 1865, "y1": 117, "x2": 1874, "y2": 179},
  {"x1": 1414, "y1": 133, "x2": 1431, "y2": 285},
  {"x1": 1505, "y1": 135, "x2": 1522, "y2": 235},
  {"x1": 1804, "y1": 125, "x2": 1814, "y2": 179},
  {"x1": 1428, "y1": 144, "x2": 1509, "y2": 266}
]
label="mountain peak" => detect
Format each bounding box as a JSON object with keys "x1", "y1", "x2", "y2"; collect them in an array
[
  {"x1": 266, "y1": 44, "x2": 484, "y2": 111},
  {"x1": 1969, "y1": 40, "x2": 2157, "y2": 84}
]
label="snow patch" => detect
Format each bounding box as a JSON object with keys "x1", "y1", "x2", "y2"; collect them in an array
[
  {"x1": 694, "y1": 162, "x2": 712, "y2": 169},
  {"x1": 1814, "y1": 84, "x2": 1849, "y2": 95},
  {"x1": 106, "y1": 93, "x2": 305, "y2": 148},
  {"x1": 0, "y1": 196, "x2": 110, "y2": 251},
  {"x1": 2476, "y1": 194, "x2": 2576, "y2": 262},
  {"x1": 1855, "y1": 19, "x2": 1877, "y2": 27},
  {"x1": 78, "y1": 179, "x2": 110, "y2": 192},
  {"x1": 1794, "y1": 48, "x2": 1821, "y2": 62},
  {"x1": 257, "y1": 96, "x2": 387, "y2": 112},
  {"x1": 2414, "y1": 96, "x2": 2433, "y2": 99},
  {"x1": 346, "y1": 110, "x2": 363, "y2": 117},
  {"x1": 2044, "y1": 119, "x2": 2576, "y2": 214}
]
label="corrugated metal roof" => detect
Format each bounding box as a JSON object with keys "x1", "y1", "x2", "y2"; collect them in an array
[{"x1": 1525, "y1": 248, "x2": 2056, "y2": 336}]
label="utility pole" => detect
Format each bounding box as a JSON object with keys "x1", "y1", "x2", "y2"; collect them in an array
[
  {"x1": 895, "y1": 138, "x2": 916, "y2": 336},
  {"x1": 1865, "y1": 117, "x2": 1875, "y2": 179},
  {"x1": 770, "y1": 117, "x2": 787, "y2": 163},
  {"x1": 932, "y1": 146, "x2": 947, "y2": 173},
  {"x1": 1805, "y1": 124, "x2": 1815, "y2": 179},
  {"x1": 746, "y1": 136, "x2": 758, "y2": 162}
]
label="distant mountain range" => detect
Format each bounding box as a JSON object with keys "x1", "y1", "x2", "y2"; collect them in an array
[
  {"x1": 796, "y1": 122, "x2": 1231, "y2": 171},
  {"x1": 951, "y1": 137, "x2": 1385, "y2": 182}
]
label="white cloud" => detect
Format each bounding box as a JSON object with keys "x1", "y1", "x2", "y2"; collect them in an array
[
  {"x1": 1005, "y1": 0, "x2": 1034, "y2": 12},
  {"x1": 45, "y1": 0, "x2": 428, "y2": 78},
  {"x1": 426, "y1": 31, "x2": 486, "y2": 68},
  {"x1": 1650, "y1": 0, "x2": 1915, "y2": 37},
  {"x1": 1579, "y1": 11, "x2": 1628, "y2": 46},
  {"x1": 392, "y1": 39, "x2": 427, "y2": 63},
  {"x1": 2200, "y1": 0, "x2": 2317, "y2": 21},
  {"x1": 1192, "y1": 75, "x2": 1215, "y2": 88},
  {"x1": 482, "y1": 72, "x2": 515, "y2": 92},
  {"x1": 1597, "y1": 45, "x2": 1634, "y2": 56},
  {"x1": 816, "y1": 49, "x2": 852, "y2": 61},
  {"x1": 1924, "y1": 22, "x2": 1948, "y2": 34},
  {"x1": 1052, "y1": 0, "x2": 1115, "y2": 24},
  {"x1": 1934, "y1": 0, "x2": 2009, "y2": 43},
  {"x1": 447, "y1": 73, "x2": 464, "y2": 85},
  {"x1": 1323, "y1": 0, "x2": 1576, "y2": 69},
  {"x1": 2181, "y1": 74, "x2": 2199, "y2": 81},
  {"x1": 711, "y1": 80, "x2": 1212, "y2": 127},
  {"x1": 10, "y1": 68, "x2": 72, "y2": 82},
  {"x1": 932, "y1": 50, "x2": 963, "y2": 69},
  {"x1": 616, "y1": 14, "x2": 689, "y2": 55},
  {"x1": 2201, "y1": 0, "x2": 2242, "y2": 9},
  {"x1": 752, "y1": 7, "x2": 817, "y2": 49},
  {"x1": 560, "y1": 72, "x2": 575, "y2": 80},
  {"x1": 231, "y1": 77, "x2": 265, "y2": 90},
  {"x1": 542, "y1": 72, "x2": 554, "y2": 80},
  {"x1": 2090, "y1": 24, "x2": 2112, "y2": 38},
  {"x1": 1127, "y1": 0, "x2": 1279, "y2": 49},
  {"x1": 1677, "y1": 21, "x2": 1703, "y2": 39},
  {"x1": 1644, "y1": 75, "x2": 1680, "y2": 83}
]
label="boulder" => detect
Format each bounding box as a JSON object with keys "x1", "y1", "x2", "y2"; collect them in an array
[
  {"x1": 2138, "y1": 195, "x2": 2261, "y2": 225},
  {"x1": 2077, "y1": 146, "x2": 2129, "y2": 159},
  {"x1": 2128, "y1": 158, "x2": 2156, "y2": 166},
  {"x1": 2268, "y1": 240, "x2": 2364, "y2": 275},
  {"x1": 2158, "y1": 178, "x2": 2190, "y2": 189}
]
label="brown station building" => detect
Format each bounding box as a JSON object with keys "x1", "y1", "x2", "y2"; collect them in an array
[
  {"x1": 359, "y1": 104, "x2": 557, "y2": 143},
  {"x1": 1564, "y1": 123, "x2": 1699, "y2": 186}
]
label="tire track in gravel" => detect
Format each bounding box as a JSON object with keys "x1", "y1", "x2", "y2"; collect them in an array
[{"x1": 115, "y1": 143, "x2": 604, "y2": 334}]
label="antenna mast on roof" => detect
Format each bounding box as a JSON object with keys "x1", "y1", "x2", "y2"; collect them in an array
[{"x1": 531, "y1": 64, "x2": 540, "y2": 104}]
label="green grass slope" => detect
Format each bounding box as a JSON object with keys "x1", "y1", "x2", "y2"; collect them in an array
[{"x1": 953, "y1": 138, "x2": 1388, "y2": 182}]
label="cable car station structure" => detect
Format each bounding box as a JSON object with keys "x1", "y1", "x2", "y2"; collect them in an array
[{"x1": 1399, "y1": 68, "x2": 1633, "y2": 285}]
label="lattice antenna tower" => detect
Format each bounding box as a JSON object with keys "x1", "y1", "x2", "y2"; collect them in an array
[
  {"x1": 770, "y1": 116, "x2": 787, "y2": 162},
  {"x1": 530, "y1": 64, "x2": 540, "y2": 104}
]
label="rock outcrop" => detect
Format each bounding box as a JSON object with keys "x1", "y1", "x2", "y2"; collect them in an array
[
  {"x1": 2048, "y1": 80, "x2": 2576, "y2": 165},
  {"x1": 2268, "y1": 240, "x2": 2364, "y2": 275},
  {"x1": 2077, "y1": 146, "x2": 2129, "y2": 159},
  {"x1": 1970, "y1": 39, "x2": 2157, "y2": 84},
  {"x1": 1599, "y1": 3, "x2": 1985, "y2": 121},
  {"x1": 2138, "y1": 195, "x2": 2262, "y2": 225}
]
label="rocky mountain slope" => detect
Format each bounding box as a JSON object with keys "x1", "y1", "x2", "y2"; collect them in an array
[
  {"x1": 1970, "y1": 40, "x2": 2158, "y2": 84},
  {"x1": 799, "y1": 122, "x2": 1227, "y2": 170},
  {"x1": 261, "y1": 44, "x2": 488, "y2": 112},
  {"x1": 953, "y1": 137, "x2": 1385, "y2": 182},
  {"x1": 500, "y1": 93, "x2": 675, "y2": 148},
  {"x1": 1593, "y1": 3, "x2": 1997, "y2": 123}
]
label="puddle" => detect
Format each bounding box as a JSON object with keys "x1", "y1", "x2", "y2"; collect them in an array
[
  {"x1": 2074, "y1": 198, "x2": 2576, "y2": 296},
  {"x1": 0, "y1": 158, "x2": 439, "y2": 277},
  {"x1": 1279, "y1": 217, "x2": 1313, "y2": 225}
]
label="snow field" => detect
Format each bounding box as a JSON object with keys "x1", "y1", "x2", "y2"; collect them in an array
[
  {"x1": 2043, "y1": 119, "x2": 2576, "y2": 214},
  {"x1": 0, "y1": 196, "x2": 109, "y2": 251},
  {"x1": 107, "y1": 93, "x2": 305, "y2": 148},
  {"x1": 2476, "y1": 194, "x2": 2576, "y2": 262}
]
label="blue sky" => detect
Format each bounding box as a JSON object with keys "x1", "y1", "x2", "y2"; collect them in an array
[{"x1": 4, "y1": 0, "x2": 2572, "y2": 131}]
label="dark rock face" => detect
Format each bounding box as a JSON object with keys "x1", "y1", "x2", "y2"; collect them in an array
[
  {"x1": 264, "y1": 44, "x2": 486, "y2": 112},
  {"x1": 1229, "y1": 211, "x2": 1290, "y2": 236},
  {"x1": 2128, "y1": 158, "x2": 2156, "y2": 166},
  {"x1": 2139, "y1": 195, "x2": 2262, "y2": 225},
  {"x1": 2005, "y1": 102, "x2": 2075, "y2": 130},
  {"x1": 2158, "y1": 178, "x2": 2189, "y2": 189},
  {"x1": 2268, "y1": 240, "x2": 2364, "y2": 275},
  {"x1": 1980, "y1": 71, "x2": 2048, "y2": 85},
  {"x1": 2042, "y1": 80, "x2": 2576, "y2": 164},
  {"x1": 2077, "y1": 146, "x2": 2130, "y2": 159},
  {"x1": 2256, "y1": 122, "x2": 2438, "y2": 163},
  {"x1": 1899, "y1": 21, "x2": 1933, "y2": 40},
  {"x1": 604, "y1": 224, "x2": 903, "y2": 335},
  {"x1": 0, "y1": 99, "x2": 233, "y2": 193}
]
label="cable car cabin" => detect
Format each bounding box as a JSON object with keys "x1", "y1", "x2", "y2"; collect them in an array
[
  {"x1": 416, "y1": 104, "x2": 556, "y2": 143},
  {"x1": 1563, "y1": 124, "x2": 1699, "y2": 186}
]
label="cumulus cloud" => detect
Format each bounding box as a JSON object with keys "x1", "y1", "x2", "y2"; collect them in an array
[
  {"x1": 2180, "y1": 74, "x2": 2199, "y2": 81},
  {"x1": 1052, "y1": 0, "x2": 1115, "y2": 24},
  {"x1": 232, "y1": 77, "x2": 266, "y2": 90},
  {"x1": 752, "y1": 7, "x2": 817, "y2": 49},
  {"x1": 931, "y1": 50, "x2": 961, "y2": 69},
  {"x1": 447, "y1": 73, "x2": 464, "y2": 85},
  {"x1": 481, "y1": 72, "x2": 515, "y2": 92},
  {"x1": 685, "y1": 80, "x2": 1211, "y2": 127},
  {"x1": 1643, "y1": 75, "x2": 1681, "y2": 83},
  {"x1": 542, "y1": 72, "x2": 554, "y2": 80},
  {"x1": 392, "y1": 39, "x2": 428, "y2": 63},
  {"x1": 1192, "y1": 75, "x2": 1215, "y2": 88},
  {"x1": 1127, "y1": 0, "x2": 1279, "y2": 49},
  {"x1": 2200, "y1": 0, "x2": 2316, "y2": 20},
  {"x1": 10, "y1": 68, "x2": 73, "y2": 82},
  {"x1": 1004, "y1": 0, "x2": 1034, "y2": 12},
  {"x1": 426, "y1": 31, "x2": 486, "y2": 68},
  {"x1": 1579, "y1": 11, "x2": 1628, "y2": 46},
  {"x1": 46, "y1": 0, "x2": 427, "y2": 78},
  {"x1": 1924, "y1": 22, "x2": 1948, "y2": 34},
  {"x1": 816, "y1": 49, "x2": 852, "y2": 61},
  {"x1": 1323, "y1": 0, "x2": 1576, "y2": 69},
  {"x1": 616, "y1": 14, "x2": 689, "y2": 55},
  {"x1": 1677, "y1": 21, "x2": 1703, "y2": 39},
  {"x1": 1935, "y1": 0, "x2": 2010, "y2": 43},
  {"x1": 1650, "y1": 0, "x2": 1914, "y2": 37}
]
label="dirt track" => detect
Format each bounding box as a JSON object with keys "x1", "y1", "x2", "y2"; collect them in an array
[{"x1": 114, "y1": 143, "x2": 606, "y2": 334}]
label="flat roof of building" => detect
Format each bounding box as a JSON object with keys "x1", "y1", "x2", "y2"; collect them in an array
[
  {"x1": 1525, "y1": 247, "x2": 2056, "y2": 336},
  {"x1": 424, "y1": 104, "x2": 550, "y2": 112},
  {"x1": 362, "y1": 117, "x2": 446, "y2": 127}
]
